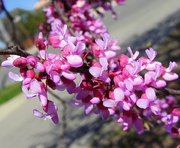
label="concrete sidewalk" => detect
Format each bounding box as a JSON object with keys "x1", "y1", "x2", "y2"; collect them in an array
[{"x1": 0, "y1": 93, "x2": 26, "y2": 122}]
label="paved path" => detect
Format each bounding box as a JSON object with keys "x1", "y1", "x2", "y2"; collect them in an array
[{"x1": 0, "y1": 0, "x2": 180, "y2": 148}]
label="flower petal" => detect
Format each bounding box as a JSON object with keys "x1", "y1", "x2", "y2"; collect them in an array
[
  {"x1": 85, "y1": 103, "x2": 93, "y2": 114},
  {"x1": 8, "y1": 72, "x2": 23, "y2": 81},
  {"x1": 89, "y1": 67, "x2": 102, "y2": 78},
  {"x1": 99, "y1": 57, "x2": 108, "y2": 71},
  {"x1": 66, "y1": 55, "x2": 83, "y2": 67},
  {"x1": 90, "y1": 97, "x2": 101, "y2": 104},
  {"x1": 136, "y1": 99, "x2": 149, "y2": 109},
  {"x1": 114, "y1": 88, "x2": 124, "y2": 101},
  {"x1": 101, "y1": 110, "x2": 109, "y2": 120},
  {"x1": 103, "y1": 99, "x2": 115, "y2": 108},
  {"x1": 163, "y1": 72, "x2": 179, "y2": 81},
  {"x1": 33, "y1": 109, "x2": 44, "y2": 118},
  {"x1": 146, "y1": 87, "x2": 156, "y2": 101},
  {"x1": 62, "y1": 71, "x2": 76, "y2": 80}
]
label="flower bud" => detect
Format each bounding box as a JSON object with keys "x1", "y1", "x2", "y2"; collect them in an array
[
  {"x1": 26, "y1": 56, "x2": 40, "y2": 67},
  {"x1": 34, "y1": 38, "x2": 46, "y2": 50},
  {"x1": 13, "y1": 57, "x2": 27, "y2": 68}
]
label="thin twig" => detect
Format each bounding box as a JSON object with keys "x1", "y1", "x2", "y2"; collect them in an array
[
  {"x1": 156, "y1": 88, "x2": 180, "y2": 97},
  {"x1": 0, "y1": 46, "x2": 33, "y2": 57},
  {"x1": 47, "y1": 88, "x2": 68, "y2": 138},
  {"x1": 70, "y1": 65, "x2": 92, "y2": 76},
  {"x1": 60, "y1": 0, "x2": 71, "y2": 12},
  {"x1": 61, "y1": 100, "x2": 67, "y2": 137},
  {"x1": 47, "y1": 88, "x2": 67, "y2": 103},
  {"x1": 53, "y1": 1, "x2": 76, "y2": 36}
]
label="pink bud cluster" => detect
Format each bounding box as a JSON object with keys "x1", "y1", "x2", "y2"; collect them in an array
[{"x1": 1, "y1": 0, "x2": 180, "y2": 137}]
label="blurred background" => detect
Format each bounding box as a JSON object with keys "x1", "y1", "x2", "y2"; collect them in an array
[
  {"x1": 0, "y1": 0, "x2": 180, "y2": 148},
  {"x1": 0, "y1": 0, "x2": 47, "y2": 50}
]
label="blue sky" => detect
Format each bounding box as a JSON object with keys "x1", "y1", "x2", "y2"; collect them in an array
[{"x1": 4, "y1": 0, "x2": 39, "y2": 11}]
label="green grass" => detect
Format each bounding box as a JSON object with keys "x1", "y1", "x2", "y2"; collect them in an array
[{"x1": 0, "y1": 82, "x2": 22, "y2": 105}]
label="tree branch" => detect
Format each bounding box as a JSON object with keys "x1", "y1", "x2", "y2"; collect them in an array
[
  {"x1": 0, "y1": 0, "x2": 24, "y2": 48},
  {"x1": 53, "y1": 1, "x2": 76, "y2": 36},
  {"x1": 156, "y1": 88, "x2": 180, "y2": 97},
  {"x1": 60, "y1": 0, "x2": 71, "y2": 12},
  {"x1": 0, "y1": 46, "x2": 33, "y2": 57},
  {"x1": 70, "y1": 65, "x2": 91, "y2": 76},
  {"x1": 47, "y1": 88, "x2": 67, "y2": 138},
  {"x1": 47, "y1": 88, "x2": 67, "y2": 104}
]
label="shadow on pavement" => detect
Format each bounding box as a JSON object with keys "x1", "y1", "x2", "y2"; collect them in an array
[{"x1": 121, "y1": 9, "x2": 180, "y2": 52}]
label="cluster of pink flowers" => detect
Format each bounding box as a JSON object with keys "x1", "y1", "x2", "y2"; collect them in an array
[
  {"x1": 70, "y1": 34, "x2": 179, "y2": 136},
  {"x1": 1, "y1": 0, "x2": 180, "y2": 137},
  {"x1": 40, "y1": 0, "x2": 125, "y2": 40}
]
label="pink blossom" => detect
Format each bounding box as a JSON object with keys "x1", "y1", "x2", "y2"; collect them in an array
[
  {"x1": 161, "y1": 62, "x2": 179, "y2": 81},
  {"x1": 33, "y1": 100, "x2": 59, "y2": 124},
  {"x1": 8, "y1": 72, "x2": 23, "y2": 82},
  {"x1": 1, "y1": 55, "x2": 20, "y2": 68}
]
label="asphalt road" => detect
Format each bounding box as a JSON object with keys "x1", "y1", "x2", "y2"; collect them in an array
[{"x1": 0, "y1": 0, "x2": 180, "y2": 148}]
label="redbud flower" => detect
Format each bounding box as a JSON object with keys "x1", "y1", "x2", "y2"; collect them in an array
[
  {"x1": 33, "y1": 100, "x2": 59, "y2": 124},
  {"x1": 1, "y1": 55, "x2": 20, "y2": 68},
  {"x1": 13, "y1": 57, "x2": 27, "y2": 68}
]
